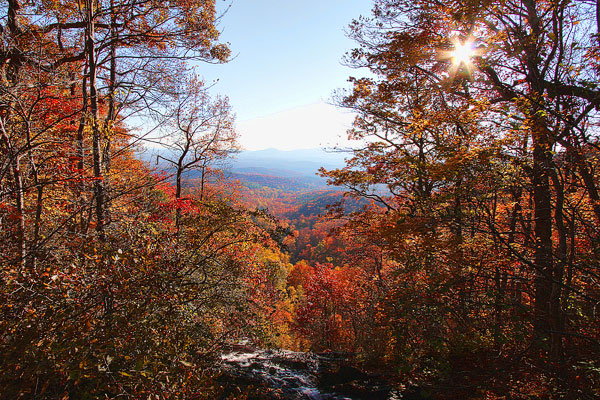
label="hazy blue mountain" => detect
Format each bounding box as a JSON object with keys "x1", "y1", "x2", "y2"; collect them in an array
[
  {"x1": 138, "y1": 147, "x2": 349, "y2": 191},
  {"x1": 230, "y1": 148, "x2": 347, "y2": 178},
  {"x1": 224, "y1": 148, "x2": 348, "y2": 190}
]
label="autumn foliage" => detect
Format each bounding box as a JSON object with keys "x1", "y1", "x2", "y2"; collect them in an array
[
  {"x1": 0, "y1": 1, "x2": 288, "y2": 398},
  {"x1": 2, "y1": 0, "x2": 600, "y2": 399},
  {"x1": 275, "y1": 1, "x2": 600, "y2": 398}
]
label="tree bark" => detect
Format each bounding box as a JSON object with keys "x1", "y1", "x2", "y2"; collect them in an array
[
  {"x1": 86, "y1": 0, "x2": 105, "y2": 240},
  {"x1": 549, "y1": 166, "x2": 566, "y2": 361},
  {"x1": 102, "y1": 0, "x2": 117, "y2": 226},
  {"x1": 11, "y1": 153, "x2": 25, "y2": 268},
  {"x1": 531, "y1": 118, "x2": 554, "y2": 345}
]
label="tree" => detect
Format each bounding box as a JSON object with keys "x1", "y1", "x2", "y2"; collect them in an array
[
  {"x1": 323, "y1": 0, "x2": 600, "y2": 394},
  {"x1": 157, "y1": 76, "x2": 238, "y2": 234},
  {"x1": 0, "y1": 1, "x2": 297, "y2": 397},
  {"x1": 1, "y1": 0, "x2": 230, "y2": 242}
]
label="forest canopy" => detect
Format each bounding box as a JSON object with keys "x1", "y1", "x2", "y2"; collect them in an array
[
  {"x1": 0, "y1": 0, "x2": 284, "y2": 397},
  {"x1": 1, "y1": 0, "x2": 600, "y2": 399},
  {"x1": 318, "y1": 0, "x2": 600, "y2": 397}
]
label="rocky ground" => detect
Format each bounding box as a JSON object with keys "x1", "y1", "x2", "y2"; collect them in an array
[{"x1": 216, "y1": 345, "x2": 426, "y2": 400}]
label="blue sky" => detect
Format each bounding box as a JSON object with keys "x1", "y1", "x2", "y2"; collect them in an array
[{"x1": 198, "y1": 0, "x2": 374, "y2": 150}]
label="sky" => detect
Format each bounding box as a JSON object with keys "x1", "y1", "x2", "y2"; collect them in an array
[{"x1": 198, "y1": 0, "x2": 374, "y2": 151}]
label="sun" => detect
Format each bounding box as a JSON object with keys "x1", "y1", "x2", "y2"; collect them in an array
[
  {"x1": 451, "y1": 39, "x2": 475, "y2": 67},
  {"x1": 440, "y1": 35, "x2": 480, "y2": 80}
]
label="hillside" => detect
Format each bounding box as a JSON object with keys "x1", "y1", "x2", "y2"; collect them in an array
[
  {"x1": 142, "y1": 147, "x2": 348, "y2": 192},
  {"x1": 226, "y1": 148, "x2": 347, "y2": 191}
]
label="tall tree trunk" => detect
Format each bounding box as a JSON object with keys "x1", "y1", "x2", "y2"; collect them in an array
[
  {"x1": 175, "y1": 165, "x2": 183, "y2": 235},
  {"x1": 550, "y1": 167, "x2": 566, "y2": 361},
  {"x1": 523, "y1": 0, "x2": 557, "y2": 352},
  {"x1": 174, "y1": 135, "x2": 190, "y2": 236},
  {"x1": 86, "y1": 0, "x2": 105, "y2": 240},
  {"x1": 73, "y1": 68, "x2": 88, "y2": 233},
  {"x1": 0, "y1": 114, "x2": 25, "y2": 268},
  {"x1": 11, "y1": 153, "x2": 25, "y2": 268},
  {"x1": 3, "y1": 0, "x2": 25, "y2": 268},
  {"x1": 103, "y1": 0, "x2": 117, "y2": 226},
  {"x1": 531, "y1": 119, "x2": 554, "y2": 346},
  {"x1": 27, "y1": 126, "x2": 42, "y2": 270}
]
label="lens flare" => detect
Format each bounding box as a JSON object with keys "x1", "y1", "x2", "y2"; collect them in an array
[
  {"x1": 440, "y1": 36, "x2": 480, "y2": 81},
  {"x1": 451, "y1": 40, "x2": 475, "y2": 66}
]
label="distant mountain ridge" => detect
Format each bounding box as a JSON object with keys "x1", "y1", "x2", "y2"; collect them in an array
[
  {"x1": 231, "y1": 148, "x2": 347, "y2": 175},
  {"x1": 226, "y1": 148, "x2": 348, "y2": 191},
  {"x1": 139, "y1": 147, "x2": 349, "y2": 192}
]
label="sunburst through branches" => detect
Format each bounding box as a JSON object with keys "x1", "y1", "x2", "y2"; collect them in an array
[{"x1": 441, "y1": 36, "x2": 480, "y2": 80}]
